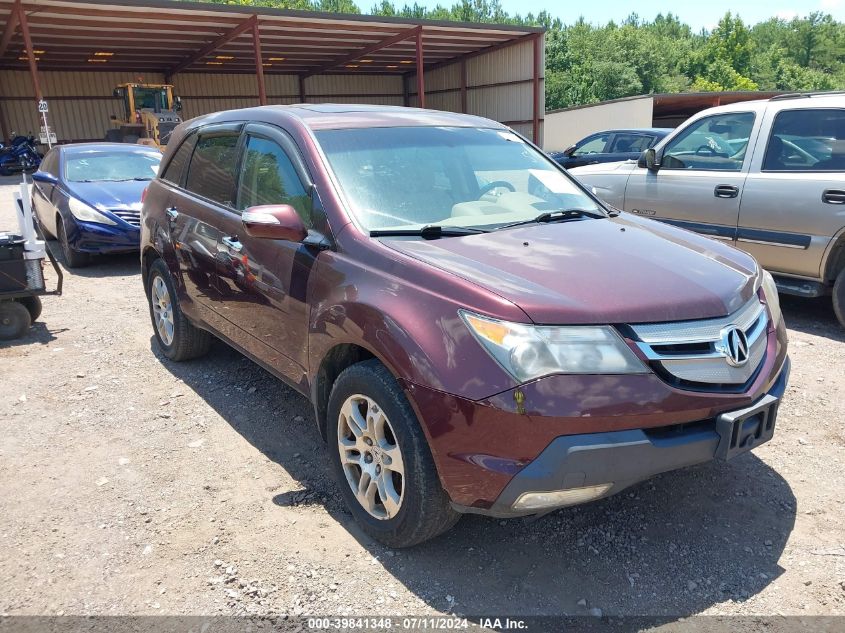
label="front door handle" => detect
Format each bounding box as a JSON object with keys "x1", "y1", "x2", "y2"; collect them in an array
[
  {"x1": 822, "y1": 189, "x2": 845, "y2": 205},
  {"x1": 222, "y1": 236, "x2": 243, "y2": 252},
  {"x1": 166, "y1": 207, "x2": 179, "y2": 220},
  {"x1": 714, "y1": 184, "x2": 739, "y2": 198}
]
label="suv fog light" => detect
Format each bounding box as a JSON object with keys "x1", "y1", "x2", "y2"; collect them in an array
[{"x1": 512, "y1": 484, "x2": 613, "y2": 511}]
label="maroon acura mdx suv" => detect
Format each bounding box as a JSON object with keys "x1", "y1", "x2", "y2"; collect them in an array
[{"x1": 141, "y1": 105, "x2": 789, "y2": 547}]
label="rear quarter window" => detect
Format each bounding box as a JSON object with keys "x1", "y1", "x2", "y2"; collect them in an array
[
  {"x1": 161, "y1": 133, "x2": 197, "y2": 185},
  {"x1": 184, "y1": 132, "x2": 240, "y2": 206}
]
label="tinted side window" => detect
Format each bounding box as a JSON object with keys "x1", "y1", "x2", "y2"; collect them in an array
[
  {"x1": 610, "y1": 133, "x2": 652, "y2": 153},
  {"x1": 662, "y1": 113, "x2": 755, "y2": 171},
  {"x1": 237, "y1": 136, "x2": 312, "y2": 227},
  {"x1": 161, "y1": 133, "x2": 196, "y2": 184},
  {"x1": 763, "y1": 109, "x2": 845, "y2": 172},
  {"x1": 41, "y1": 150, "x2": 59, "y2": 176},
  {"x1": 573, "y1": 134, "x2": 609, "y2": 156},
  {"x1": 184, "y1": 132, "x2": 240, "y2": 206}
]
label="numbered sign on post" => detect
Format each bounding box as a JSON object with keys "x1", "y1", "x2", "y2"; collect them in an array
[{"x1": 37, "y1": 100, "x2": 48, "y2": 113}]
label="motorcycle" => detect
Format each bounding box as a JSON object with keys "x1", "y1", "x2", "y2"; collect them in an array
[{"x1": 0, "y1": 133, "x2": 42, "y2": 176}]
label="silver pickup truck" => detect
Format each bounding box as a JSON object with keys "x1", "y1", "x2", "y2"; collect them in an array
[{"x1": 570, "y1": 93, "x2": 845, "y2": 327}]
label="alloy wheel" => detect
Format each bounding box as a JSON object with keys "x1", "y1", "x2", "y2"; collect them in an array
[
  {"x1": 151, "y1": 275, "x2": 175, "y2": 346},
  {"x1": 337, "y1": 394, "x2": 405, "y2": 520}
]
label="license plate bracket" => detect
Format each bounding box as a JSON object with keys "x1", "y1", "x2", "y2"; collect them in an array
[{"x1": 715, "y1": 394, "x2": 779, "y2": 461}]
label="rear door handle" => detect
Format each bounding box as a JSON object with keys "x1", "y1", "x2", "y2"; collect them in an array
[
  {"x1": 166, "y1": 207, "x2": 179, "y2": 220},
  {"x1": 222, "y1": 236, "x2": 243, "y2": 252},
  {"x1": 822, "y1": 189, "x2": 845, "y2": 204},
  {"x1": 714, "y1": 185, "x2": 739, "y2": 198}
]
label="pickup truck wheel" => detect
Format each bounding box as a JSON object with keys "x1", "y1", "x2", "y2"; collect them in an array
[
  {"x1": 833, "y1": 267, "x2": 845, "y2": 328},
  {"x1": 327, "y1": 360, "x2": 459, "y2": 547},
  {"x1": 147, "y1": 259, "x2": 211, "y2": 361}
]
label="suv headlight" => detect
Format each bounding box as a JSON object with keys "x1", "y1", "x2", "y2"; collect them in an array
[
  {"x1": 69, "y1": 197, "x2": 116, "y2": 225},
  {"x1": 460, "y1": 311, "x2": 648, "y2": 383},
  {"x1": 756, "y1": 268, "x2": 782, "y2": 326}
]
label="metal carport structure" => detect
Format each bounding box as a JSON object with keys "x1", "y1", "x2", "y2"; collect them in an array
[{"x1": 0, "y1": 0, "x2": 544, "y2": 144}]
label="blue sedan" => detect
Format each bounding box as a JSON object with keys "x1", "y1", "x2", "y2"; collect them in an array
[{"x1": 31, "y1": 143, "x2": 161, "y2": 267}]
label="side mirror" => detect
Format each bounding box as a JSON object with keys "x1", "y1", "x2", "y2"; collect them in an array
[
  {"x1": 563, "y1": 144, "x2": 576, "y2": 156},
  {"x1": 242, "y1": 205, "x2": 307, "y2": 242},
  {"x1": 113, "y1": 88, "x2": 124, "y2": 98},
  {"x1": 32, "y1": 171, "x2": 58, "y2": 185},
  {"x1": 640, "y1": 148, "x2": 660, "y2": 171},
  {"x1": 174, "y1": 96, "x2": 183, "y2": 112}
]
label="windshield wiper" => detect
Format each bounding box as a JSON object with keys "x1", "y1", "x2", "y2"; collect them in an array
[
  {"x1": 494, "y1": 208, "x2": 604, "y2": 231},
  {"x1": 370, "y1": 225, "x2": 489, "y2": 239}
]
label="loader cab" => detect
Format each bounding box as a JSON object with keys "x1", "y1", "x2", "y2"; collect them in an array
[{"x1": 109, "y1": 83, "x2": 182, "y2": 148}]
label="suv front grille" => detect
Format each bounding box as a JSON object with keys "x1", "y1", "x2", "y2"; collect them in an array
[{"x1": 628, "y1": 298, "x2": 767, "y2": 390}]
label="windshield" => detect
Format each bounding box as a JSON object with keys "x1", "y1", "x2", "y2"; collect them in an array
[
  {"x1": 315, "y1": 126, "x2": 602, "y2": 232},
  {"x1": 133, "y1": 87, "x2": 169, "y2": 111},
  {"x1": 65, "y1": 152, "x2": 161, "y2": 182}
]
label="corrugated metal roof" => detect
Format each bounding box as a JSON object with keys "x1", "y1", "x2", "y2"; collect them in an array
[{"x1": 0, "y1": 0, "x2": 542, "y2": 76}]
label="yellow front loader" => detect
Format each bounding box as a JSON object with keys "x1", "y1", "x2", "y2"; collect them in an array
[{"x1": 106, "y1": 83, "x2": 183, "y2": 149}]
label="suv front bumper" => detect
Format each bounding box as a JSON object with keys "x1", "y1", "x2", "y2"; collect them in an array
[{"x1": 456, "y1": 357, "x2": 790, "y2": 518}]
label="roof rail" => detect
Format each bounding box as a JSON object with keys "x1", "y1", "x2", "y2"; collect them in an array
[{"x1": 770, "y1": 91, "x2": 845, "y2": 101}]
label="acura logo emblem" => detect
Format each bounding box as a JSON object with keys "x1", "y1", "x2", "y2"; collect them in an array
[{"x1": 719, "y1": 326, "x2": 750, "y2": 367}]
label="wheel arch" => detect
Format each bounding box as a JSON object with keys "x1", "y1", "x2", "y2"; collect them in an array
[
  {"x1": 823, "y1": 228, "x2": 845, "y2": 284},
  {"x1": 310, "y1": 342, "x2": 379, "y2": 442}
]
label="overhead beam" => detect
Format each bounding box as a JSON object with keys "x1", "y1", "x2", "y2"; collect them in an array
[
  {"x1": 16, "y1": 1, "x2": 43, "y2": 101},
  {"x1": 302, "y1": 25, "x2": 420, "y2": 79},
  {"x1": 415, "y1": 28, "x2": 425, "y2": 109},
  {"x1": 169, "y1": 14, "x2": 257, "y2": 76},
  {"x1": 532, "y1": 33, "x2": 542, "y2": 143},
  {"x1": 1, "y1": 0, "x2": 22, "y2": 60},
  {"x1": 252, "y1": 19, "x2": 266, "y2": 106}
]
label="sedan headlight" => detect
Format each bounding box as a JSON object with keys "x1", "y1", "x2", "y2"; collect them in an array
[
  {"x1": 757, "y1": 268, "x2": 782, "y2": 326},
  {"x1": 460, "y1": 311, "x2": 648, "y2": 383},
  {"x1": 68, "y1": 197, "x2": 116, "y2": 226}
]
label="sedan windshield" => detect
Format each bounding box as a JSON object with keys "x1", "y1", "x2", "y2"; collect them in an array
[
  {"x1": 65, "y1": 152, "x2": 161, "y2": 182},
  {"x1": 315, "y1": 126, "x2": 603, "y2": 232}
]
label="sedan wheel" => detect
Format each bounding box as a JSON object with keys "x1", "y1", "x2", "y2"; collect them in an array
[{"x1": 338, "y1": 394, "x2": 404, "y2": 520}]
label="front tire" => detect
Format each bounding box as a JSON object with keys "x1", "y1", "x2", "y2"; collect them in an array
[
  {"x1": 57, "y1": 218, "x2": 90, "y2": 268},
  {"x1": 327, "y1": 360, "x2": 459, "y2": 547},
  {"x1": 833, "y1": 267, "x2": 845, "y2": 328},
  {"x1": 146, "y1": 258, "x2": 211, "y2": 361},
  {"x1": 0, "y1": 301, "x2": 32, "y2": 340}
]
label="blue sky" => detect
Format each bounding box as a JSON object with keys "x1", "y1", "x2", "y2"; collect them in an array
[{"x1": 411, "y1": 0, "x2": 845, "y2": 30}]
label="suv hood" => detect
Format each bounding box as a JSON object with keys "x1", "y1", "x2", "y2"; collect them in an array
[{"x1": 381, "y1": 215, "x2": 758, "y2": 324}]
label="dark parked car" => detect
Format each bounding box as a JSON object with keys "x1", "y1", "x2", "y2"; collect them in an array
[
  {"x1": 141, "y1": 105, "x2": 789, "y2": 547},
  {"x1": 31, "y1": 143, "x2": 161, "y2": 267},
  {"x1": 550, "y1": 128, "x2": 672, "y2": 169}
]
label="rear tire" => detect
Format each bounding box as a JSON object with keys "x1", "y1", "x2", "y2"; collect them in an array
[
  {"x1": 0, "y1": 301, "x2": 31, "y2": 340},
  {"x1": 17, "y1": 296, "x2": 43, "y2": 322},
  {"x1": 833, "y1": 267, "x2": 845, "y2": 328},
  {"x1": 104, "y1": 129, "x2": 121, "y2": 143},
  {"x1": 147, "y1": 258, "x2": 211, "y2": 361},
  {"x1": 57, "y1": 218, "x2": 90, "y2": 268},
  {"x1": 327, "y1": 359, "x2": 460, "y2": 547}
]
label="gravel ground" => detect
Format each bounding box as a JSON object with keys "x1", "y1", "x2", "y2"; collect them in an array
[{"x1": 1, "y1": 176, "x2": 844, "y2": 625}]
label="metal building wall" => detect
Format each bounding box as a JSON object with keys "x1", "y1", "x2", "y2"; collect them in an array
[
  {"x1": 0, "y1": 35, "x2": 541, "y2": 144},
  {"x1": 407, "y1": 36, "x2": 544, "y2": 144},
  {"x1": 0, "y1": 70, "x2": 165, "y2": 142},
  {"x1": 0, "y1": 69, "x2": 405, "y2": 142}
]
